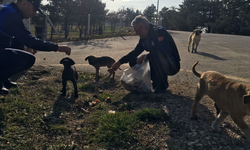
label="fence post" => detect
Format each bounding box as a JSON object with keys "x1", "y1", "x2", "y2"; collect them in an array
[
  {"x1": 46, "y1": 16, "x2": 62, "y2": 40},
  {"x1": 88, "y1": 14, "x2": 90, "y2": 38},
  {"x1": 44, "y1": 15, "x2": 47, "y2": 40},
  {"x1": 119, "y1": 14, "x2": 122, "y2": 35}
]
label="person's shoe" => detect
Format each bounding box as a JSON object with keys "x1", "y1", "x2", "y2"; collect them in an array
[
  {"x1": 3, "y1": 80, "x2": 18, "y2": 89},
  {"x1": 154, "y1": 84, "x2": 167, "y2": 93},
  {"x1": 0, "y1": 87, "x2": 9, "y2": 95},
  {"x1": 155, "y1": 87, "x2": 167, "y2": 94}
]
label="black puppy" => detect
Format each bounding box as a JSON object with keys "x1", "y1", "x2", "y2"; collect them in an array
[{"x1": 60, "y1": 57, "x2": 78, "y2": 98}]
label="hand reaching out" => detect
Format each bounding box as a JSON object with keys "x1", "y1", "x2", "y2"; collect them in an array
[{"x1": 57, "y1": 45, "x2": 71, "y2": 55}]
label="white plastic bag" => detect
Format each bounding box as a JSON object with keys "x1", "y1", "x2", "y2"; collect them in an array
[{"x1": 120, "y1": 57, "x2": 153, "y2": 93}]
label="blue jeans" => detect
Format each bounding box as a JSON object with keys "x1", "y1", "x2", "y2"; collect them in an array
[{"x1": 0, "y1": 48, "x2": 35, "y2": 84}]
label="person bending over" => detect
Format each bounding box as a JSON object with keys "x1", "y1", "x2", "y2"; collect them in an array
[
  {"x1": 0, "y1": 0, "x2": 71, "y2": 94},
  {"x1": 110, "y1": 15, "x2": 180, "y2": 93}
]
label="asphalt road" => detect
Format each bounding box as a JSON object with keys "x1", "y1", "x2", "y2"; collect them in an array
[{"x1": 34, "y1": 30, "x2": 250, "y2": 84}]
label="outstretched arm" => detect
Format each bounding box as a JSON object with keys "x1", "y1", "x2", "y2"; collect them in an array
[{"x1": 110, "y1": 61, "x2": 121, "y2": 71}]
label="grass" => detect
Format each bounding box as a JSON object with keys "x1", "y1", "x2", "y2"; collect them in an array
[
  {"x1": 0, "y1": 66, "x2": 172, "y2": 149},
  {"x1": 94, "y1": 112, "x2": 139, "y2": 148}
]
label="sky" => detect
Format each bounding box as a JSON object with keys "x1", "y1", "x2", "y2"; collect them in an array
[{"x1": 42, "y1": 0, "x2": 184, "y2": 12}]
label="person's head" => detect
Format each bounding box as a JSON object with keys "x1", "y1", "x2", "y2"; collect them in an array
[
  {"x1": 131, "y1": 15, "x2": 150, "y2": 39},
  {"x1": 16, "y1": 0, "x2": 43, "y2": 19}
]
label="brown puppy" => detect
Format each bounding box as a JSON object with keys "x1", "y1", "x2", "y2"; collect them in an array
[
  {"x1": 60, "y1": 57, "x2": 78, "y2": 98},
  {"x1": 187, "y1": 29, "x2": 202, "y2": 53},
  {"x1": 85, "y1": 55, "x2": 116, "y2": 81},
  {"x1": 190, "y1": 62, "x2": 250, "y2": 141}
]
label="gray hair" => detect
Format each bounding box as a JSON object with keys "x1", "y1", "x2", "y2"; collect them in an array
[{"x1": 131, "y1": 15, "x2": 150, "y2": 30}]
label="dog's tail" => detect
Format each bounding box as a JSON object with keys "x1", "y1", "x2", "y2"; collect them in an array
[
  {"x1": 85, "y1": 56, "x2": 89, "y2": 61},
  {"x1": 192, "y1": 61, "x2": 201, "y2": 78}
]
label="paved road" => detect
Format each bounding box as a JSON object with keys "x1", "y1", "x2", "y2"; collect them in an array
[{"x1": 34, "y1": 30, "x2": 250, "y2": 84}]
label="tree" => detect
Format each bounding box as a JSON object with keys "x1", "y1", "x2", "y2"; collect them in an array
[
  {"x1": 75, "y1": 0, "x2": 107, "y2": 37},
  {"x1": 143, "y1": 4, "x2": 156, "y2": 23},
  {"x1": 47, "y1": 0, "x2": 76, "y2": 39},
  {"x1": 107, "y1": 11, "x2": 119, "y2": 33},
  {"x1": 209, "y1": 0, "x2": 247, "y2": 34},
  {"x1": 238, "y1": 0, "x2": 250, "y2": 35}
]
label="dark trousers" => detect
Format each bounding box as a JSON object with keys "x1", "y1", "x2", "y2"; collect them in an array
[
  {"x1": 0, "y1": 48, "x2": 35, "y2": 85},
  {"x1": 129, "y1": 57, "x2": 168, "y2": 89}
]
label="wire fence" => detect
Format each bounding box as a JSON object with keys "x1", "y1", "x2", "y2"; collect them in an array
[
  {"x1": 30, "y1": 24, "x2": 135, "y2": 41},
  {"x1": 30, "y1": 14, "x2": 136, "y2": 41}
]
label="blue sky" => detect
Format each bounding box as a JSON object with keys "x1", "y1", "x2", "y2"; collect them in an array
[
  {"x1": 42, "y1": 0, "x2": 184, "y2": 12},
  {"x1": 104, "y1": 0, "x2": 183, "y2": 12}
]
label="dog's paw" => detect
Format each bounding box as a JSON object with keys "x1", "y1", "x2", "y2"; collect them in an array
[
  {"x1": 61, "y1": 92, "x2": 66, "y2": 96},
  {"x1": 110, "y1": 78, "x2": 115, "y2": 82},
  {"x1": 95, "y1": 77, "x2": 99, "y2": 82}
]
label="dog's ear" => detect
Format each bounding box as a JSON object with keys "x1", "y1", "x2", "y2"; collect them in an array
[
  {"x1": 60, "y1": 58, "x2": 65, "y2": 64},
  {"x1": 243, "y1": 95, "x2": 250, "y2": 104},
  {"x1": 69, "y1": 58, "x2": 75, "y2": 65}
]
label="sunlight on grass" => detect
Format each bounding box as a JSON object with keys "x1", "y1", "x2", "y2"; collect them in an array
[
  {"x1": 0, "y1": 69, "x2": 174, "y2": 149},
  {"x1": 94, "y1": 112, "x2": 139, "y2": 148},
  {"x1": 136, "y1": 108, "x2": 169, "y2": 122}
]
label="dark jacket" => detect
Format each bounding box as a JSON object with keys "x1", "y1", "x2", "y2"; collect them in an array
[
  {"x1": 119, "y1": 24, "x2": 180, "y2": 75},
  {"x1": 0, "y1": 2, "x2": 58, "y2": 51}
]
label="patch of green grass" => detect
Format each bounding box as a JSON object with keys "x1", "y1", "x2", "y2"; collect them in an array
[
  {"x1": 78, "y1": 72, "x2": 95, "y2": 83},
  {"x1": 97, "y1": 93, "x2": 113, "y2": 101},
  {"x1": 136, "y1": 108, "x2": 169, "y2": 122},
  {"x1": 9, "y1": 88, "x2": 23, "y2": 95},
  {"x1": 118, "y1": 103, "x2": 134, "y2": 111},
  {"x1": 95, "y1": 103, "x2": 106, "y2": 110},
  {"x1": 93, "y1": 112, "x2": 139, "y2": 148},
  {"x1": 0, "y1": 68, "x2": 178, "y2": 149},
  {"x1": 2, "y1": 99, "x2": 41, "y2": 125},
  {"x1": 78, "y1": 84, "x2": 99, "y2": 92},
  {"x1": 49, "y1": 124, "x2": 69, "y2": 135},
  {"x1": 41, "y1": 86, "x2": 57, "y2": 97}
]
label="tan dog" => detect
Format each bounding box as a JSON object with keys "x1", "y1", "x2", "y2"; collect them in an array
[
  {"x1": 85, "y1": 55, "x2": 116, "y2": 81},
  {"x1": 191, "y1": 62, "x2": 250, "y2": 141},
  {"x1": 187, "y1": 29, "x2": 202, "y2": 53}
]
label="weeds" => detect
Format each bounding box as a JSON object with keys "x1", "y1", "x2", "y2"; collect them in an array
[{"x1": 0, "y1": 66, "x2": 173, "y2": 149}]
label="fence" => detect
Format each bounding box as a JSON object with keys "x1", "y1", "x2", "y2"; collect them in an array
[{"x1": 31, "y1": 14, "x2": 135, "y2": 41}]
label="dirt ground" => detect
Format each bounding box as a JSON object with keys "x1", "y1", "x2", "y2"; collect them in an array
[{"x1": 12, "y1": 65, "x2": 250, "y2": 149}]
